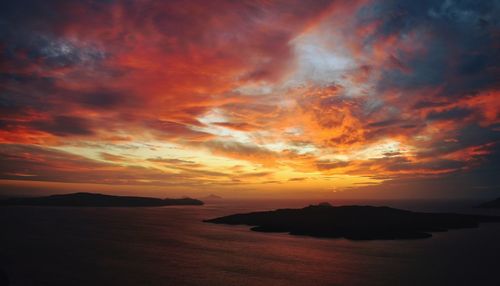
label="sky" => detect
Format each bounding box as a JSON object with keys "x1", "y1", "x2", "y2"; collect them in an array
[{"x1": 0, "y1": 0, "x2": 499, "y2": 199}]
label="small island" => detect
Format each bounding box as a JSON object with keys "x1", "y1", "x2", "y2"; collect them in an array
[
  {"x1": 478, "y1": 197, "x2": 500, "y2": 208},
  {"x1": 204, "y1": 203, "x2": 500, "y2": 240},
  {"x1": 202, "y1": 194, "x2": 222, "y2": 200},
  {"x1": 0, "y1": 192, "x2": 203, "y2": 207}
]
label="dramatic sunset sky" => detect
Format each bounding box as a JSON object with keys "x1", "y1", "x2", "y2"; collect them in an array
[{"x1": 0, "y1": 0, "x2": 499, "y2": 198}]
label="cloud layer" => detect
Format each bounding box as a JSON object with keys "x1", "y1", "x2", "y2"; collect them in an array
[{"x1": 0, "y1": 0, "x2": 499, "y2": 197}]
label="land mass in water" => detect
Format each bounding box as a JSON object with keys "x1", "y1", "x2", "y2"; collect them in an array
[
  {"x1": 205, "y1": 203, "x2": 500, "y2": 240},
  {"x1": 0, "y1": 192, "x2": 203, "y2": 207},
  {"x1": 202, "y1": 194, "x2": 222, "y2": 200},
  {"x1": 478, "y1": 197, "x2": 500, "y2": 208}
]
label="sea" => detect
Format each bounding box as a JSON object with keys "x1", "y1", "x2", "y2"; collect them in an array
[{"x1": 1, "y1": 199, "x2": 499, "y2": 286}]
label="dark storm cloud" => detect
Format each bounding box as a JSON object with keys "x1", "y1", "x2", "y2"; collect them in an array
[
  {"x1": 1, "y1": 27, "x2": 106, "y2": 71},
  {"x1": 386, "y1": 158, "x2": 466, "y2": 172},
  {"x1": 79, "y1": 91, "x2": 126, "y2": 109},
  {"x1": 355, "y1": 141, "x2": 500, "y2": 199},
  {"x1": 30, "y1": 116, "x2": 94, "y2": 136},
  {"x1": 0, "y1": 74, "x2": 56, "y2": 114},
  {"x1": 0, "y1": 1, "x2": 113, "y2": 140},
  {"x1": 8, "y1": 35, "x2": 104, "y2": 68},
  {"x1": 327, "y1": 0, "x2": 500, "y2": 196},
  {"x1": 426, "y1": 108, "x2": 473, "y2": 121},
  {"x1": 0, "y1": 0, "x2": 115, "y2": 31},
  {"x1": 413, "y1": 100, "x2": 450, "y2": 109},
  {"x1": 358, "y1": 0, "x2": 500, "y2": 95},
  {"x1": 367, "y1": 119, "x2": 401, "y2": 127},
  {"x1": 417, "y1": 124, "x2": 500, "y2": 158}
]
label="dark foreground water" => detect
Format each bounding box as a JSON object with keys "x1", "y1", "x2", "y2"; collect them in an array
[{"x1": 1, "y1": 199, "x2": 499, "y2": 286}]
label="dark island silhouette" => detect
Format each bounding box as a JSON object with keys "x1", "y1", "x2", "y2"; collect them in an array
[
  {"x1": 0, "y1": 192, "x2": 203, "y2": 207},
  {"x1": 203, "y1": 194, "x2": 222, "y2": 200},
  {"x1": 204, "y1": 203, "x2": 500, "y2": 240},
  {"x1": 478, "y1": 197, "x2": 500, "y2": 208}
]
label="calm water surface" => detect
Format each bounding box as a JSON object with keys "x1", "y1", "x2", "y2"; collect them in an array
[{"x1": 1, "y1": 199, "x2": 499, "y2": 286}]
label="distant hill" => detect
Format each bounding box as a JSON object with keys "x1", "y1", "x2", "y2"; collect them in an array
[
  {"x1": 205, "y1": 203, "x2": 500, "y2": 240},
  {"x1": 203, "y1": 194, "x2": 222, "y2": 200},
  {"x1": 0, "y1": 192, "x2": 203, "y2": 207},
  {"x1": 478, "y1": 197, "x2": 500, "y2": 208}
]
